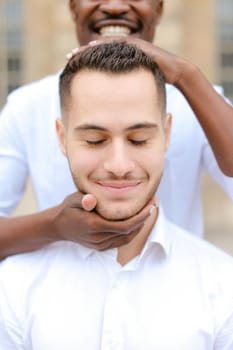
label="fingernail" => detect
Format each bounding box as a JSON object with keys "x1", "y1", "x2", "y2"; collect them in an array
[
  {"x1": 66, "y1": 53, "x2": 73, "y2": 60},
  {"x1": 155, "y1": 198, "x2": 160, "y2": 208},
  {"x1": 89, "y1": 40, "x2": 98, "y2": 46},
  {"x1": 149, "y1": 205, "x2": 156, "y2": 215}
]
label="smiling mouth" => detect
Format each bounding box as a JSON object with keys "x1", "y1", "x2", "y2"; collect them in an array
[
  {"x1": 99, "y1": 25, "x2": 131, "y2": 36},
  {"x1": 92, "y1": 18, "x2": 141, "y2": 37},
  {"x1": 96, "y1": 181, "x2": 141, "y2": 195}
]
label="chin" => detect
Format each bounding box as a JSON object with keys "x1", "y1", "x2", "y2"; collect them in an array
[{"x1": 96, "y1": 202, "x2": 140, "y2": 221}]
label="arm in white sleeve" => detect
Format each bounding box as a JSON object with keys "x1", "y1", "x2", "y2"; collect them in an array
[
  {"x1": 0, "y1": 269, "x2": 24, "y2": 349},
  {"x1": 0, "y1": 98, "x2": 28, "y2": 216}
]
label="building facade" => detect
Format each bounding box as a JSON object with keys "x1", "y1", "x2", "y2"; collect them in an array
[
  {"x1": 0, "y1": 0, "x2": 24, "y2": 106},
  {"x1": 1, "y1": 0, "x2": 233, "y2": 104}
]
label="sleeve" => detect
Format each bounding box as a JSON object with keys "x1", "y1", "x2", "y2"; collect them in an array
[
  {"x1": 0, "y1": 269, "x2": 24, "y2": 349},
  {"x1": 202, "y1": 87, "x2": 233, "y2": 201},
  {"x1": 212, "y1": 253, "x2": 233, "y2": 350},
  {"x1": 214, "y1": 312, "x2": 233, "y2": 350},
  {"x1": 202, "y1": 143, "x2": 233, "y2": 201},
  {"x1": 0, "y1": 96, "x2": 29, "y2": 216},
  {"x1": 0, "y1": 320, "x2": 24, "y2": 350}
]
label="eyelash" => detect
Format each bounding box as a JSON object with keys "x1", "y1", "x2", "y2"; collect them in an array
[
  {"x1": 129, "y1": 139, "x2": 147, "y2": 146},
  {"x1": 86, "y1": 140, "x2": 105, "y2": 145},
  {"x1": 86, "y1": 139, "x2": 147, "y2": 146}
]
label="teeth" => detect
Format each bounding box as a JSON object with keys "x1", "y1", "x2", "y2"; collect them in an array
[{"x1": 100, "y1": 26, "x2": 131, "y2": 37}]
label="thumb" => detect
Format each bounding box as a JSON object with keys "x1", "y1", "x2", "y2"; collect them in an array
[{"x1": 81, "y1": 194, "x2": 97, "y2": 211}]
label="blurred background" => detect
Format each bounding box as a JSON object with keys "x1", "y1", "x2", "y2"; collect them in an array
[{"x1": 0, "y1": 0, "x2": 232, "y2": 253}]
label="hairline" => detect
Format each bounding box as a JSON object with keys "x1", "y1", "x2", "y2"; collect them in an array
[{"x1": 59, "y1": 42, "x2": 167, "y2": 123}]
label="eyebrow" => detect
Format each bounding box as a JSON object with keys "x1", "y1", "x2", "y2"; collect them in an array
[
  {"x1": 125, "y1": 122, "x2": 158, "y2": 131},
  {"x1": 74, "y1": 122, "x2": 158, "y2": 132},
  {"x1": 74, "y1": 124, "x2": 108, "y2": 132}
]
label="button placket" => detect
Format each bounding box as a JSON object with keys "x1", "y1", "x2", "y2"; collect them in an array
[{"x1": 101, "y1": 273, "x2": 125, "y2": 350}]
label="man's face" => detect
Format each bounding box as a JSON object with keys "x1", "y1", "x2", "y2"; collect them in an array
[
  {"x1": 57, "y1": 69, "x2": 171, "y2": 221},
  {"x1": 69, "y1": 0, "x2": 163, "y2": 45}
]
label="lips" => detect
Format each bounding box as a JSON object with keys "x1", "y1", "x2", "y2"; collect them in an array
[
  {"x1": 98, "y1": 181, "x2": 140, "y2": 188},
  {"x1": 96, "y1": 180, "x2": 141, "y2": 196}
]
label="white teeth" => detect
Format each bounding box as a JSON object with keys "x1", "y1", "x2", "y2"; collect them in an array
[{"x1": 100, "y1": 26, "x2": 131, "y2": 37}]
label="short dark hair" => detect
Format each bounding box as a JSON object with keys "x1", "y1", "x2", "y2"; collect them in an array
[{"x1": 59, "y1": 41, "x2": 166, "y2": 116}]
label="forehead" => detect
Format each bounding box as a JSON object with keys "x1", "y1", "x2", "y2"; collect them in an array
[
  {"x1": 67, "y1": 69, "x2": 162, "y2": 127},
  {"x1": 70, "y1": 68, "x2": 158, "y2": 102}
]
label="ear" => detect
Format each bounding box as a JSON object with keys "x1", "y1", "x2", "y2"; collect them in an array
[
  {"x1": 69, "y1": 0, "x2": 78, "y2": 21},
  {"x1": 155, "y1": 0, "x2": 164, "y2": 25},
  {"x1": 163, "y1": 113, "x2": 172, "y2": 151},
  {"x1": 56, "y1": 119, "x2": 67, "y2": 156}
]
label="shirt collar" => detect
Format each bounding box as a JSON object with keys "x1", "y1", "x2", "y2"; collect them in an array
[
  {"x1": 77, "y1": 244, "x2": 95, "y2": 260},
  {"x1": 141, "y1": 205, "x2": 171, "y2": 258}
]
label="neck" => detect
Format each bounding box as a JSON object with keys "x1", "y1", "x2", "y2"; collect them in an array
[{"x1": 117, "y1": 208, "x2": 158, "y2": 266}]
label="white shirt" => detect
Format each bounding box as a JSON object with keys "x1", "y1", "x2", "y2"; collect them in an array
[
  {"x1": 0, "y1": 73, "x2": 232, "y2": 236},
  {"x1": 0, "y1": 208, "x2": 233, "y2": 350}
]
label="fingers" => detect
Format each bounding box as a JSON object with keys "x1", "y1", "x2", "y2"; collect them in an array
[
  {"x1": 77, "y1": 229, "x2": 141, "y2": 251},
  {"x1": 66, "y1": 192, "x2": 158, "y2": 232},
  {"x1": 97, "y1": 230, "x2": 140, "y2": 250},
  {"x1": 91, "y1": 196, "x2": 158, "y2": 234},
  {"x1": 82, "y1": 198, "x2": 158, "y2": 250},
  {"x1": 61, "y1": 192, "x2": 159, "y2": 251},
  {"x1": 65, "y1": 192, "x2": 97, "y2": 211},
  {"x1": 66, "y1": 44, "x2": 92, "y2": 60},
  {"x1": 65, "y1": 38, "x2": 162, "y2": 63},
  {"x1": 65, "y1": 37, "x2": 132, "y2": 61},
  {"x1": 81, "y1": 194, "x2": 97, "y2": 211},
  {"x1": 66, "y1": 47, "x2": 79, "y2": 60}
]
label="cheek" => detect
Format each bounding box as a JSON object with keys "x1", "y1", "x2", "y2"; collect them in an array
[
  {"x1": 145, "y1": 154, "x2": 164, "y2": 173},
  {"x1": 138, "y1": 148, "x2": 165, "y2": 180},
  {"x1": 68, "y1": 148, "x2": 101, "y2": 177},
  {"x1": 137, "y1": 3, "x2": 157, "y2": 22},
  {"x1": 76, "y1": 3, "x2": 94, "y2": 23},
  {"x1": 140, "y1": 141, "x2": 166, "y2": 165}
]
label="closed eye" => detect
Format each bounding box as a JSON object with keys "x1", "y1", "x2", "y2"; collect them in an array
[
  {"x1": 129, "y1": 139, "x2": 147, "y2": 145},
  {"x1": 86, "y1": 139, "x2": 106, "y2": 145}
]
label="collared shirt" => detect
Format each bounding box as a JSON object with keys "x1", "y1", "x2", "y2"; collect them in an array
[
  {"x1": 0, "y1": 208, "x2": 233, "y2": 350},
  {"x1": 0, "y1": 74, "x2": 232, "y2": 236}
]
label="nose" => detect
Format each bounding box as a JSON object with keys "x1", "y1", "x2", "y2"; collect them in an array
[
  {"x1": 99, "y1": 0, "x2": 129, "y2": 16},
  {"x1": 104, "y1": 141, "x2": 135, "y2": 177}
]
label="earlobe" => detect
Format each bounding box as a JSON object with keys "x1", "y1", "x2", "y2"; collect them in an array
[
  {"x1": 155, "y1": 0, "x2": 164, "y2": 25},
  {"x1": 164, "y1": 113, "x2": 172, "y2": 151},
  {"x1": 56, "y1": 119, "x2": 67, "y2": 156},
  {"x1": 69, "y1": 0, "x2": 77, "y2": 21}
]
